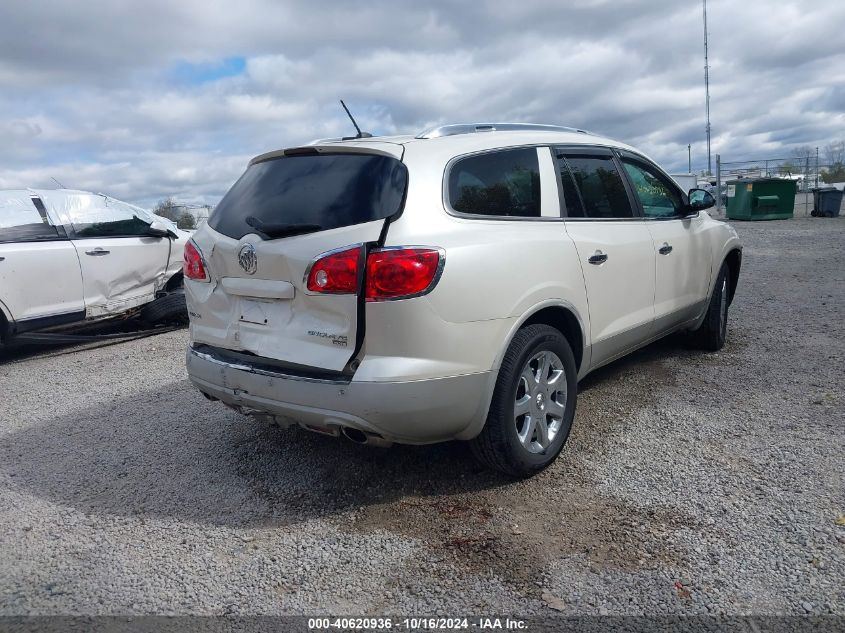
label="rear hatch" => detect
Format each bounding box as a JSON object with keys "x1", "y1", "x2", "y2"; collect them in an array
[{"x1": 190, "y1": 144, "x2": 407, "y2": 373}]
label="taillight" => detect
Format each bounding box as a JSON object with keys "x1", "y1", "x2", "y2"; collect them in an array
[
  {"x1": 365, "y1": 248, "x2": 443, "y2": 301},
  {"x1": 183, "y1": 240, "x2": 209, "y2": 282},
  {"x1": 306, "y1": 246, "x2": 361, "y2": 293}
]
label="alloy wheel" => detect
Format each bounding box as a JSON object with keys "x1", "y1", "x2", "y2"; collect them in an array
[{"x1": 514, "y1": 350, "x2": 567, "y2": 453}]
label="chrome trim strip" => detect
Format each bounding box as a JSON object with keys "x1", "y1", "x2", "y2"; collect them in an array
[{"x1": 189, "y1": 345, "x2": 350, "y2": 385}]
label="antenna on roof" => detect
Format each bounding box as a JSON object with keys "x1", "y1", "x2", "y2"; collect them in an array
[
  {"x1": 50, "y1": 176, "x2": 65, "y2": 188},
  {"x1": 339, "y1": 100, "x2": 372, "y2": 139}
]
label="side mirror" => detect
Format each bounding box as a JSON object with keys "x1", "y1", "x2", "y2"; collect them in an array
[
  {"x1": 685, "y1": 188, "x2": 716, "y2": 214},
  {"x1": 147, "y1": 219, "x2": 178, "y2": 239}
]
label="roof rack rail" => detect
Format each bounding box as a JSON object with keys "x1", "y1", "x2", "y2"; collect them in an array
[{"x1": 415, "y1": 123, "x2": 592, "y2": 139}]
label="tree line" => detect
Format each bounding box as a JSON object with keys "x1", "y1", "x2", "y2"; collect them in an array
[
  {"x1": 782, "y1": 141, "x2": 845, "y2": 183},
  {"x1": 151, "y1": 197, "x2": 198, "y2": 230}
]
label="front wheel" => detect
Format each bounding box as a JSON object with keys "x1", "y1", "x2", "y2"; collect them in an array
[
  {"x1": 470, "y1": 324, "x2": 577, "y2": 478},
  {"x1": 691, "y1": 262, "x2": 730, "y2": 351}
]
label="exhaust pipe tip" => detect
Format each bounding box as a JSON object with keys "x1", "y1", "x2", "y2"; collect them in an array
[
  {"x1": 341, "y1": 427, "x2": 368, "y2": 444},
  {"x1": 341, "y1": 426, "x2": 393, "y2": 448}
]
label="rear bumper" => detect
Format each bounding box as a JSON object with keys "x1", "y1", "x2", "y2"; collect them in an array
[{"x1": 186, "y1": 344, "x2": 492, "y2": 444}]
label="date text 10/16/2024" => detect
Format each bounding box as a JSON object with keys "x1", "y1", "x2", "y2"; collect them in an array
[{"x1": 308, "y1": 617, "x2": 528, "y2": 631}]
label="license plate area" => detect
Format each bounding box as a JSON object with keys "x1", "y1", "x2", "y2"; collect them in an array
[{"x1": 238, "y1": 298, "x2": 271, "y2": 326}]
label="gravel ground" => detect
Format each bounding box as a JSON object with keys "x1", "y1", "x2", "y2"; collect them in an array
[{"x1": 1, "y1": 217, "x2": 843, "y2": 616}]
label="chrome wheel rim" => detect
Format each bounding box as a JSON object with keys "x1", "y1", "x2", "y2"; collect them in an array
[
  {"x1": 514, "y1": 350, "x2": 567, "y2": 454},
  {"x1": 719, "y1": 278, "x2": 728, "y2": 339}
]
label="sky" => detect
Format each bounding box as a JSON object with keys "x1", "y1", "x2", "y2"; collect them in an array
[{"x1": 1, "y1": 0, "x2": 843, "y2": 209}]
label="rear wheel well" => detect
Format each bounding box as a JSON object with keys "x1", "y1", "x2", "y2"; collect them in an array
[
  {"x1": 164, "y1": 271, "x2": 184, "y2": 292},
  {"x1": 521, "y1": 306, "x2": 584, "y2": 373},
  {"x1": 0, "y1": 309, "x2": 8, "y2": 344},
  {"x1": 724, "y1": 249, "x2": 741, "y2": 304}
]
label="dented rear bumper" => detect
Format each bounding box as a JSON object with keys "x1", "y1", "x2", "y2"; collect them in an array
[{"x1": 186, "y1": 344, "x2": 492, "y2": 444}]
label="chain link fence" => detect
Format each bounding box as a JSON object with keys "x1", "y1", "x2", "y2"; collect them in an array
[{"x1": 709, "y1": 154, "x2": 844, "y2": 217}]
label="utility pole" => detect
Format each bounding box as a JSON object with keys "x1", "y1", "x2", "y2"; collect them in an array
[
  {"x1": 815, "y1": 147, "x2": 819, "y2": 188},
  {"x1": 688, "y1": 144, "x2": 692, "y2": 173},
  {"x1": 716, "y1": 154, "x2": 721, "y2": 215},
  {"x1": 703, "y1": 0, "x2": 712, "y2": 176},
  {"x1": 804, "y1": 153, "x2": 810, "y2": 192},
  {"x1": 805, "y1": 156, "x2": 810, "y2": 215}
]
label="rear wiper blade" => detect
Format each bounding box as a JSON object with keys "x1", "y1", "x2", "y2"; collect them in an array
[{"x1": 245, "y1": 216, "x2": 322, "y2": 238}]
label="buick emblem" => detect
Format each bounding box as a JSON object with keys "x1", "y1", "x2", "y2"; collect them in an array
[{"x1": 238, "y1": 243, "x2": 257, "y2": 275}]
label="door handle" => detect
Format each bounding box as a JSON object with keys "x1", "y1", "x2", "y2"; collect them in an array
[
  {"x1": 588, "y1": 250, "x2": 608, "y2": 265},
  {"x1": 85, "y1": 248, "x2": 110, "y2": 256},
  {"x1": 658, "y1": 243, "x2": 673, "y2": 255}
]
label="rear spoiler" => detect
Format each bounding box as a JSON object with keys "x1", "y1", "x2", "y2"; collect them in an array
[{"x1": 250, "y1": 142, "x2": 404, "y2": 166}]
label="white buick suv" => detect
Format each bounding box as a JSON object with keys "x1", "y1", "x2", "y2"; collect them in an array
[{"x1": 184, "y1": 123, "x2": 742, "y2": 476}]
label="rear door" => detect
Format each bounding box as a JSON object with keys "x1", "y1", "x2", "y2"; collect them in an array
[
  {"x1": 0, "y1": 192, "x2": 84, "y2": 323},
  {"x1": 555, "y1": 148, "x2": 656, "y2": 368},
  {"x1": 188, "y1": 145, "x2": 408, "y2": 372},
  {"x1": 42, "y1": 192, "x2": 170, "y2": 317}
]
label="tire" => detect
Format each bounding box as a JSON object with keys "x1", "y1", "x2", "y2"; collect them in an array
[
  {"x1": 140, "y1": 291, "x2": 188, "y2": 325},
  {"x1": 470, "y1": 324, "x2": 578, "y2": 478},
  {"x1": 691, "y1": 262, "x2": 730, "y2": 351}
]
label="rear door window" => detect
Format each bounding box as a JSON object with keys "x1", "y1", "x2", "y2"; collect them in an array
[
  {"x1": 209, "y1": 153, "x2": 408, "y2": 240},
  {"x1": 558, "y1": 164, "x2": 586, "y2": 218},
  {"x1": 557, "y1": 151, "x2": 634, "y2": 219},
  {"x1": 448, "y1": 148, "x2": 541, "y2": 218},
  {"x1": 0, "y1": 194, "x2": 60, "y2": 242}
]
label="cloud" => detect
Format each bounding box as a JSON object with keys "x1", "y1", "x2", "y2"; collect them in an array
[{"x1": 1, "y1": 0, "x2": 844, "y2": 207}]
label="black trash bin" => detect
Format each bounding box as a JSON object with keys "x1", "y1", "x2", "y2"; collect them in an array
[{"x1": 811, "y1": 187, "x2": 843, "y2": 217}]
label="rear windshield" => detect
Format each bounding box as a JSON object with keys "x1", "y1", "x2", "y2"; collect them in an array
[{"x1": 209, "y1": 152, "x2": 408, "y2": 239}]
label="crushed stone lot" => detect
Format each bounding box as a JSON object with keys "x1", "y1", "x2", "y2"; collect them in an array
[{"x1": 1, "y1": 217, "x2": 843, "y2": 616}]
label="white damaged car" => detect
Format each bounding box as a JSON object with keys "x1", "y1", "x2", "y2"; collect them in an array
[{"x1": 0, "y1": 189, "x2": 190, "y2": 345}]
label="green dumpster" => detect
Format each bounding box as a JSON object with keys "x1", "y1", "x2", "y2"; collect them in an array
[{"x1": 726, "y1": 178, "x2": 796, "y2": 220}]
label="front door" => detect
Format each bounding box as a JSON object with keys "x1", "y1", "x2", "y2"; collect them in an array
[
  {"x1": 40, "y1": 191, "x2": 170, "y2": 317},
  {"x1": 555, "y1": 148, "x2": 656, "y2": 368},
  {"x1": 619, "y1": 155, "x2": 712, "y2": 329},
  {"x1": 72, "y1": 236, "x2": 170, "y2": 317}
]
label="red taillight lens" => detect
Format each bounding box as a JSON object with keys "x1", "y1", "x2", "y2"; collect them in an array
[
  {"x1": 183, "y1": 240, "x2": 209, "y2": 282},
  {"x1": 365, "y1": 248, "x2": 442, "y2": 301},
  {"x1": 306, "y1": 246, "x2": 361, "y2": 293}
]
